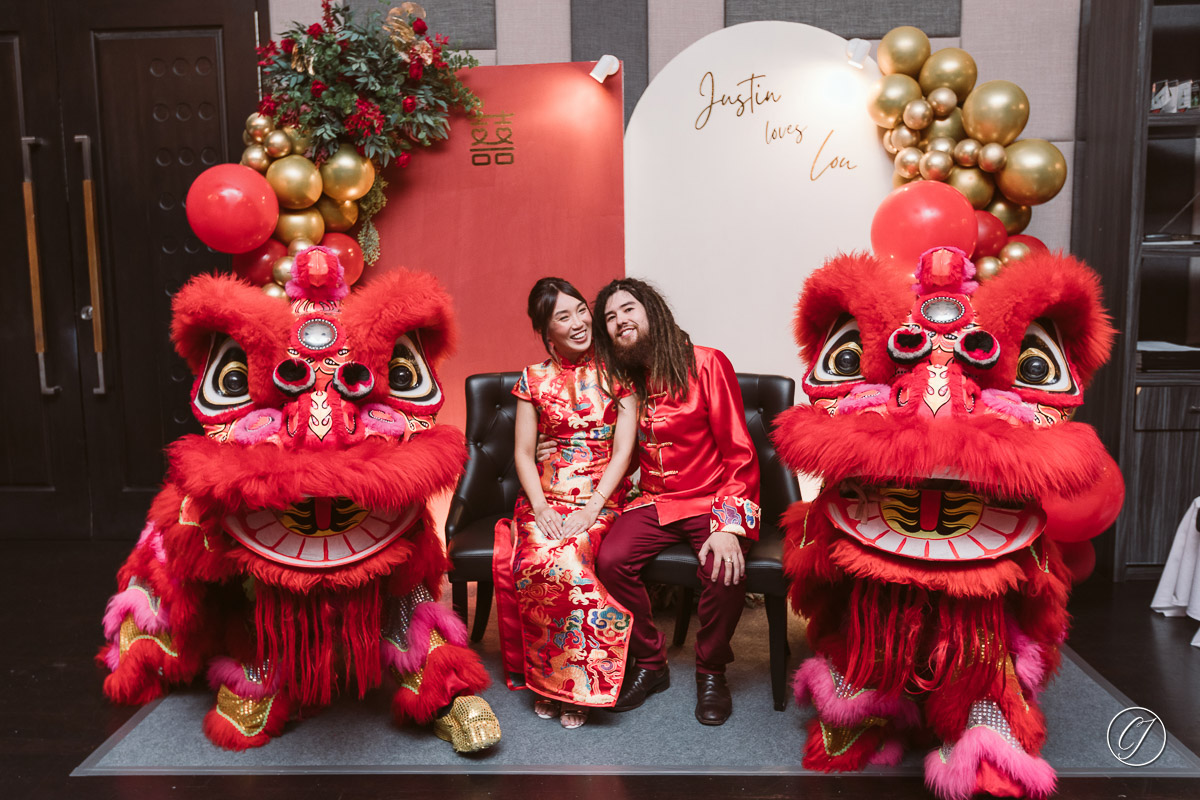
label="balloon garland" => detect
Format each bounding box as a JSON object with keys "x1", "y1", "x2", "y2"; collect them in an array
[
  {"x1": 187, "y1": 2, "x2": 479, "y2": 297},
  {"x1": 868, "y1": 26, "x2": 1059, "y2": 276}
]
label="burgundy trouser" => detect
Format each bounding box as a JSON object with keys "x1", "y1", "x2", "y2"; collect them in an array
[{"x1": 595, "y1": 505, "x2": 748, "y2": 674}]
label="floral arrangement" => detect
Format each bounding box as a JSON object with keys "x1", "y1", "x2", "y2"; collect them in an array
[{"x1": 256, "y1": 1, "x2": 480, "y2": 168}]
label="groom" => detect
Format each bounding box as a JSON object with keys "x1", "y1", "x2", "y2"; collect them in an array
[{"x1": 590, "y1": 278, "x2": 760, "y2": 726}]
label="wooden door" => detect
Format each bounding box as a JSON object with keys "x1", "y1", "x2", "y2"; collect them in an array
[{"x1": 0, "y1": 0, "x2": 269, "y2": 539}]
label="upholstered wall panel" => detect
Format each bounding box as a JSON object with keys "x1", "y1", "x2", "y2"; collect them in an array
[
  {"x1": 724, "y1": 0, "x2": 962, "y2": 38},
  {"x1": 269, "y1": 0, "x2": 320, "y2": 36},
  {"x1": 347, "y1": 0, "x2": 497, "y2": 49},
  {"x1": 495, "y1": 0, "x2": 571, "y2": 64},
  {"x1": 572, "y1": 0, "x2": 649, "y2": 122},
  {"x1": 647, "y1": 0, "x2": 723, "y2": 80},
  {"x1": 961, "y1": 0, "x2": 1078, "y2": 141}
]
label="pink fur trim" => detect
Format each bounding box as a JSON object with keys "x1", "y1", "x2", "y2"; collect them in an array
[
  {"x1": 792, "y1": 656, "x2": 921, "y2": 729},
  {"x1": 868, "y1": 738, "x2": 904, "y2": 766},
  {"x1": 102, "y1": 642, "x2": 120, "y2": 671},
  {"x1": 136, "y1": 522, "x2": 167, "y2": 564},
  {"x1": 836, "y1": 384, "x2": 892, "y2": 415},
  {"x1": 981, "y1": 389, "x2": 1038, "y2": 424},
  {"x1": 924, "y1": 727, "x2": 1057, "y2": 800},
  {"x1": 231, "y1": 409, "x2": 283, "y2": 445},
  {"x1": 207, "y1": 656, "x2": 279, "y2": 699},
  {"x1": 1006, "y1": 616, "x2": 1047, "y2": 694},
  {"x1": 380, "y1": 601, "x2": 470, "y2": 674},
  {"x1": 102, "y1": 586, "x2": 169, "y2": 639}
]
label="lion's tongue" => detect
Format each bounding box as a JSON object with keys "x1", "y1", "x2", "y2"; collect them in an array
[
  {"x1": 920, "y1": 489, "x2": 941, "y2": 532},
  {"x1": 315, "y1": 497, "x2": 332, "y2": 530}
]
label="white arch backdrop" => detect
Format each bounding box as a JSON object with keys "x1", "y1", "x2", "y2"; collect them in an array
[{"x1": 625, "y1": 21, "x2": 896, "y2": 389}]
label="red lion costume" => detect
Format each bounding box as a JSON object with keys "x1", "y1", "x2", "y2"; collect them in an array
[
  {"x1": 774, "y1": 247, "x2": 1122, "y2": 798},
  {"x1": 98, "y1": 248, "x2": 499, "y2": 753}
]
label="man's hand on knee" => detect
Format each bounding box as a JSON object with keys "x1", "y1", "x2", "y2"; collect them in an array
[{"x1": 698, "y1": 531, "x2": 745, "y2": 586}]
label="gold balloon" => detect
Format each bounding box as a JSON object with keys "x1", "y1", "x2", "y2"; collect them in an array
[
  {"x1": 928, "y1": 87, "x2": 958, "y2": 118},
  {"x1": 976, "y1": 256, "x2": 1002, "y2": 280},
  {"x1": 892, "y1": 124, "x2": 920, "y2": 150},
  {"x1": 947, "y1": 166, "x2": 995, "y2": 209},
  {"x1": 893, "y1": 172, "x2": 916, "y2": 189},
  {"x1": 240, "y1": 144, "x2": 271, "y2": 173},
  {"x1": 246, "y1": 112, "x2": 275, "y2": 143},
  {"x1": 919, "y1": 150, "x2": 954, "y2": 181},
  {"x1": 882, "y1": 129, "x2": 898, "y2": 155},
  {"x1": 995, "y1": 139, "x2": 1068, "y2": 206},
  {"x1": 999, "y1": 241, "x2": 1032, "y2": 264},
  {"x1": 266, "y1": 154, "x2": 323, "y2": 209},
  {"x1": 242, "y1": 130, "x2": 254, "y2": 146},
  {"x1": 283, "y1": 126, "x2": 313, "y2": 157},
  {"x1": 319, "y1": 143, "x2": 376, "y2": 202},
  {"x1": 274, "y1": 207, "x2": 326, "y2": 244},
  {"x1": 977, "y1": 142, "x2": 1008, "y2": 173},
  {"x1": 262, "y1": 283, "x2": 288, "y2": 300},
  {"x1": 315, "y1": 194, "x2": 360, "y2": 232},
  {"x1": 953, "y1": 138, "x2": 982, "y2": 167},
  {"x1": 986, "y1": 196, "x2": 1032, "y2": 235},
  {"x1": 919, "y1": 48, "x2": 978, "y2": 101},
  {"x1": 878, "y1": 26, "x2": 931, "y2": 77},
  {"x1": 895, "y1": 147, "x2": 923, "y2": 179},
  {"x1": 927, "y1": 137, "x2": 956, "y2": 154},
  {"x1": 287, "y1": 237, "x2": 315, "y2": 256},
  {"x1": 867, "y1": 74, "x2": 923, "y2": 129},
  {"x1": 923, "y1": 107, "x2": 965, "y2": 143},
  {"x1": 264, "y1": 129, "x2": 293, "y2": 158},
  {"x1": 962, "y1": 80, "x2": 1030, "y2": 146},
  {"x1": 902, "y1": 98, "x2": 933, "y2": 130},
  {"x1": 272, "y1": 256, "x2": 295, "y2": 286}
]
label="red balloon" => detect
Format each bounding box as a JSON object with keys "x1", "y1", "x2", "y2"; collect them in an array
[
  {"x1": 1056, "y1": 540, "x2": 1096, "y2": 584},
  {"x1": 972, "y1": 210, "x2": 1008, "y2": 259},
  {"x1": 1007, "y1": 234, "x2": 1049, "y2": 255},
  {"x1": 319, "y1": 232, "x2": 364, "y2": 285},
  {"x1": 1041, "y1": 460, "x2": 1125, "y2": 542},
  {"x1": 871, "y1": 181, "x2": 977, "y2": 268},
  {"x1": 231, "y1": 238, "x2": 287, "y2": 285},
  {"x1": 186, "y1": 164, "x2": 279, "y2": 254}
]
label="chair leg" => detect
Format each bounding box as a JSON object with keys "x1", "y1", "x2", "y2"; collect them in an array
[
  {"x1": 766, "y1": 592, "x2": 788, "y2": 711},
  {"x1": 471, "y1": 581, "x2": 493, "y2": 642},
  {"x1": 672, "y1": 587, "x2": 694, "y2": 647},
  {"x1": 451, "y1": 580, "x2": 468, "y2": 625}
]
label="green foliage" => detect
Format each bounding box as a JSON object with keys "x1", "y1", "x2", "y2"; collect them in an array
[{"x1": 258, "y1": 1, "x2": 480, "y2": 168}]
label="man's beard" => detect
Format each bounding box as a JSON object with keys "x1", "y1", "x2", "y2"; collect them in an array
[{"x1": 611, "y1": 330, "x2": 655, "y2": 377}]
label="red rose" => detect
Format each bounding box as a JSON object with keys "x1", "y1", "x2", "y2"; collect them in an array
[
  {"x1": 307, "y1": 23, "x2": 324, "y2": 37},
  {"x1": 412, "y1": 18, "x2": 428, "y2": 35},
  {"x1": 255, "y1": 40, "x2": 279, "y2": 66},
  {"x1": 396, "y1": 151, "x2": 411, "y2": 168},
  {"x1": 257, "y1": 95, "x2": 279, "y2": 116},
  {"x1": 402, "y1": 96, "x2": 417, "y2": 113},
  {"x1": 281, "y1": 38, "x2": 295, "y2": 54},
  {"x1": 408, "y1": 59, "x2": 424, "y2": 80},
  {"x1": 311, "y1": 80, "x2": 327, "y2": 99}
]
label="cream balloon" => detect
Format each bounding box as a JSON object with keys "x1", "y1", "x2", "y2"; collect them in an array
[{"x1": 319, "y1": 143, "x2": 376, "y2": 202}]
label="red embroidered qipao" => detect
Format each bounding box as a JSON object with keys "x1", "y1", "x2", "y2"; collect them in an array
[{"x1": 493, "y1": 350, "x2": 632, "y2": 706}]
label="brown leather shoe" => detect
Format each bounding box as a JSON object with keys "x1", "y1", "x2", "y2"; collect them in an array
[
  {"x1": 695, "y1": 672, "x2": 732, "y2": 725},
  {"x1": 611, "y1": 665, "x2": 670, "y2": 712}
]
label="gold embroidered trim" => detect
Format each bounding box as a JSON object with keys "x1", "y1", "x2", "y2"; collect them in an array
[
  {"x1": 118, "y1": 615, "x2": 178, "y2": 658},
  {"x1": 216, "y1": 685, "x2": 276, "y2": 737},
  {"x1": 433, "y1": 695, "x2": 501, "y2": 753}
]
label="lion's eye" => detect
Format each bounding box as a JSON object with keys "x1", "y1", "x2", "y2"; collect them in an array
[
  {"x1": 1017, "y1": 350, "x2": 1054, "y2": 385},
  {"x1": 386, "y1": 333, "x2": 442, "y2": 408},
  {"x1": 1013, "y1": 319, "x2": 1074, "y2": 394},
  {"x1": 194, "y1": 335, "x2": 254, "y2": 418},
  {"x1": 809, "y1": 316, "x2": 864, "y2": 386},
  {"x1": 218, "y1": 361, "x2": 248, "y2": 396},
  {"x1": 831, "y1": 343, "x2": 862, "y2": 376},
  {"x1": 388, "y1": 356, "x2": 418, "y2": 392}
]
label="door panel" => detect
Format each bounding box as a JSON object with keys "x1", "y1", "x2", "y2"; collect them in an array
[
  {"x1": 0, "y1": 6, "x2": 91, "y2": 536},
  {"x1": 0, "y1": 1, "x2": 268, "y2": 539}
]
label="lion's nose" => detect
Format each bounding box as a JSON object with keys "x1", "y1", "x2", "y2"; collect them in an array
[{"x1": 332, "y1": 362, "x2": 374, "y2": 400}]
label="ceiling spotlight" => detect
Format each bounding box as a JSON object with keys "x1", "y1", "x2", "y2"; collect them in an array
[{"x1": 590, "y1": 54, "x2": 620, "y2": 83}]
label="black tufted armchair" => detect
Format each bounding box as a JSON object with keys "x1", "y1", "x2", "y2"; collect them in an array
[{"x1": 444, "y1": 372, "x2": 802, "y2": 711}]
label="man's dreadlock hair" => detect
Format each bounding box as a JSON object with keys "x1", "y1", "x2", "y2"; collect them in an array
[{"x1": 593, "y1": 278, "x2": 696, "y2": 406}]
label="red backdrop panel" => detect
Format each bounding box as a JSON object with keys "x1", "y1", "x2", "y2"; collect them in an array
[{"x1": 367, "y1": 62, "x2": 626, "y2": 436}]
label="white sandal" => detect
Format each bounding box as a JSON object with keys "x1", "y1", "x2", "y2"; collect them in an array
[
  {"x1": 560, "y1": 705, "x2": 589, "y2": 729},
  {"x1": 533, "y1": 699, "x2": 560, "y2": 719}
]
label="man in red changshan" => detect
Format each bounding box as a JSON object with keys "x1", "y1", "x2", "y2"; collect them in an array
[{"x1": 591, "y1": 278, "x2": 761, "y2": 726}]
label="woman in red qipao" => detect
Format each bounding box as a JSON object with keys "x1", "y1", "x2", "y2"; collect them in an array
[{"x1": 493, "y1": 277, "x2": 637, "y2": 729}]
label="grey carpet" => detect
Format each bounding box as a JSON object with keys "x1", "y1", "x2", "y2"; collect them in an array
[{"x1": 75, "y1": 595, "x2": 1200, "y2": 776}]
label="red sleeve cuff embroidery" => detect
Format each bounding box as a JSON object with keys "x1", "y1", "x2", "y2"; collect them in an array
[{"x1": 709, "y1": 496, "x2": 761, "y2": 540}]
